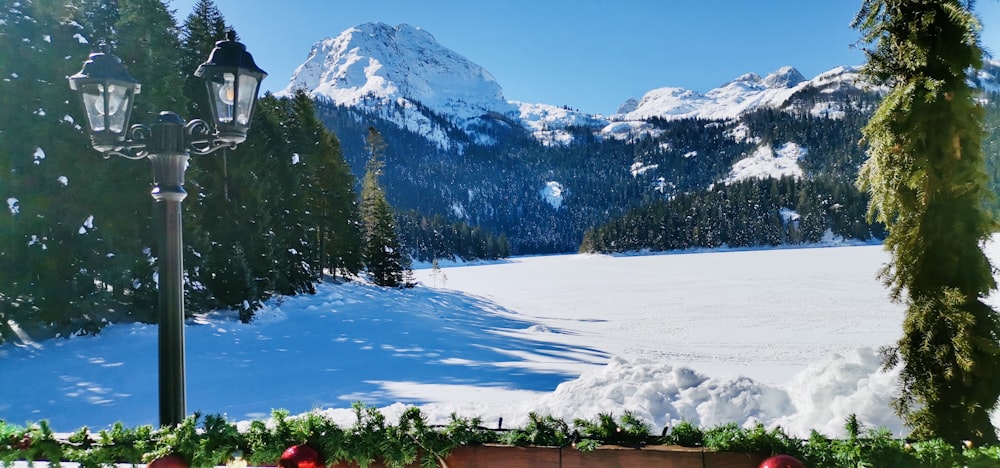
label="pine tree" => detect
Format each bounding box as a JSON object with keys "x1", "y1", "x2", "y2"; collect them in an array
[
  {"x1": 360, "y1": 127, "x2": 408, "y2": 287},
  {"x1": 289, "y1": 90, "x2": 362, "y2": 280},
  {"x1": 73, "y1": 0, "x2": 120, "y2": 46},
  {"x1": 0, "y1": 0, "x2": 145, "y2": 341},
  {"x1": 854, "y1": 0, "x2": 1000, "y2": 443},
  {"x1": 179, "y1": 0, "x2": 226, "y2": 122},
  {"x1": 176, "y1": 3, "x2": 229, "y2": 301}
]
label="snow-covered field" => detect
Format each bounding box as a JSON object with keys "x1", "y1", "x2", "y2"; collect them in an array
[{"x1": 3, "y1": 243, "x2": 998, "y2": 439}]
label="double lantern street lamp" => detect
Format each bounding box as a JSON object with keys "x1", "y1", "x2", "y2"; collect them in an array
[{"x1": 68, "y1": 31, "x2": 266, "y2": 427}]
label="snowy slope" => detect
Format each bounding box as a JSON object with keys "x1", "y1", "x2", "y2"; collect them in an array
[
  {"x1": 722, "y1": 142, "x2": 808, "y2": 185},
  {"x1": 280, "y1": 22, "x2": 517, "y2": 147},
  {"x1": 513, "y1": 101, "x2": 607, "y2": 146}
]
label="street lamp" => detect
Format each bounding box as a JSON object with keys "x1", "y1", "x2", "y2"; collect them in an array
[{"x1": 68, "y1": 30, "x2": 266, "y2": 427}]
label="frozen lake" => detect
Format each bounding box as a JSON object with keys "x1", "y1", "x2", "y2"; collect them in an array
[{"x1": 417, "y1": 244, "x2": 904, "y2": 385}]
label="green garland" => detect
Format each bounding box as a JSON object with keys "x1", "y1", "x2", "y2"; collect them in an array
[{"x1": 2, "y1": 408, "x2": 999, "y2": 467}]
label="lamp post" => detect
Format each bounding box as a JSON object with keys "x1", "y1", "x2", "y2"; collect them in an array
[{"x1": 68, "y1": 31, "x2": 266, "y2": 427}]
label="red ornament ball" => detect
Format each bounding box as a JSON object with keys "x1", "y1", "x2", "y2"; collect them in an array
[
  {"x1": 279, "y1": 444, "x2": 325, "y2": 468},
  {"x1": 760, "y1": 454, "x2": 805, "y2": 468},
  {"x1": 148, "y1": 454, "x2": 190, "y2": 468}
]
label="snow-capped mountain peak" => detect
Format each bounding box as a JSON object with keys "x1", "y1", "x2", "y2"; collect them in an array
[
  {"x1": 763, "y1": 66, "x2": 807, "y2": 88},
  {"x1": 280, "y1": 22, "x2": 516, "y2": 147},
  {"x1": 615, "y1": 66, "x2": 817, "y2": 123}
]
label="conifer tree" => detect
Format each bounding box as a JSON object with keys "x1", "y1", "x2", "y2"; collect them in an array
[
  {"x1": 179, "y1": 0, "x2": 226, "y2": 121},
  {"x1": 265, "y1": 96, "x2": 318, "y2": 296},
  {"x1": 176, "y1": 1, "x2": 243, "y2": 314},
  {"x1": 0, "y1": 0, "x2": 137, "y2": 340},
  {"x1": 289, "y1": 90, "x2": 363, "y2": 280},
  {"x1": 73, "y1": 0, "x2": 120, "y2": 46},
  {"x1": 111, "y1": 0, "x2": 191, "y2": 319},
  {"x1": 195, "y1": 94, "x2": 289, "y2": 317},
  {"x1": 361, "y1": 127, "x2": 409, "y2": 287},
  {"x1": 854, "y1": 0, "x2": 1000, "y2": 443}
]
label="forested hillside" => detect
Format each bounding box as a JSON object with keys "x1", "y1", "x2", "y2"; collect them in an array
[{"x1": 318, "y1": 93, "x2": 895, "y2": 254}]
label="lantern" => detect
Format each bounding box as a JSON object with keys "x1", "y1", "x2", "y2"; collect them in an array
[
  {"x1": 68, "y1": 51, "x2": 141, "y2": 152},
  {"x1": 195, "y1": 30, "x2": 267, "y2": 144}
]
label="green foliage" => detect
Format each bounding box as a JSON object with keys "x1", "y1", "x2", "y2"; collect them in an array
[
  {"x1": 344, "y1": 403, "x2": 388, "y2": 467},
  {"x1": 360, "y1": 128, "x2": 410, "y2": 287},
  {"x1": 572, "y1": 411, "x2": 651, "y2": 450},
  {"x1": 242, "y1": 410, "x2": 293, "y2": 465},
  {"x1": 702, "y1": 422, "x2": 798, "y2": 456},
  {"x1": 664, "y1": 420, "x2": 704, "y2": 447},
  {"x1": 582, "y1": 176, "x2": 882, "y2": 254},
  {"x1": 3, "y1": 413, "x2": 1000, "y2": 466},
  {"x1": 853, "y1": 0, "x2": 1000, "y2": 444},
  {"x1": 0, "y1": 0, "x2": 150, "y2": 342},
  {"x1": 498, "y1": 412, "x2": 571, "y2": 447},
  {"x1": 0, "y1": 420, "x2": 65, "y2": 466},
  {"x1": 397, "y1": 211, "x2": 510, "y2": 263},
  {"x1": 799, "y1": 418, "x2": 918, "y2": 468},
  {"x1": 440, "y1": 413, "x2": 494, "y2": 448},
  {"x1": 966, "y1": 445, "x2": 1000, "y2": 468}
]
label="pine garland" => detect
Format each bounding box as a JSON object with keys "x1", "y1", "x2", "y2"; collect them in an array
[{"x1": 3, "y1": 410, "x2": 1000, "y2": 467}]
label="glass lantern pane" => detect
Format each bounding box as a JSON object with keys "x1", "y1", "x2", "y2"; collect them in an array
[
  {"x1": 211, "y1": 73, "x2": 236, "y2": 124},
  {"x1": 236, "y1": 74, "x2": 258, "y2": 126},
  {"x1": 81, "y1": 87, "x2": 106, "y2": 132},
  {"x1": 104, "y1": 83, "x2": 130, "y2": 133},
  {"x1": 108, "y1": 91, "x2": 131, "y2": 133}
]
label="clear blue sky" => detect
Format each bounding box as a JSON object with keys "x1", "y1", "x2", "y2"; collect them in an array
[{"x1": 170, "y1": 0, "x2": 1000, "y2": 115}]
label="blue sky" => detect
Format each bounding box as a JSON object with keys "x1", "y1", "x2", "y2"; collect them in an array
[{"x1": 170, "y1": 0, "x2": 1000, "y2": 115}]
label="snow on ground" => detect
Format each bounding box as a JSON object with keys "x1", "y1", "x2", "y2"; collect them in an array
[
  {"x1": 539, "y1": 181, "x2": 565, "y2": 209},
  {"x1": 4, "y1": 243, "x2": 1000, "y2": 440},
  {"x1": 723, "y1": 142, "x2": 807, "y2": 184}
]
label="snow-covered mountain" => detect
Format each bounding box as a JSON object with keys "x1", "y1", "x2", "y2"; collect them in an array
[
  {"x1": 279, "y1": 22, "x2": 517, "y2": 148},
  {"x1": 279, "y1": 23, "x2": 864, "y2": 148},
  {"x1": 618, "y1": 66, "x2": 809, "y2": 121},
  {"x1": 599, "y1": 66, "x2": 872, "y2": 141},
  {"x1": 283, "y1": 23, "x2": 999, "y2": 149}
]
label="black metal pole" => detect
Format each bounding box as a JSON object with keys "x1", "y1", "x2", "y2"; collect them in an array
[{"x1": 148, "y1": 112, "x2": 190, "y2": 427}]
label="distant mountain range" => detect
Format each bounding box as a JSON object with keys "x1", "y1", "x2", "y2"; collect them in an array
[
  {"x1": 277, "y1": 22, "x2": 1000, "y2": 254},
  {"x1": 277, "y1": 22, "x2": 999, "y2": 147}
]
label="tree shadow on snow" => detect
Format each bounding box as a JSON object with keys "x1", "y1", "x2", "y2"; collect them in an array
[{"x1": 183, "y1": 282, "x2": 610, "y2": 422}]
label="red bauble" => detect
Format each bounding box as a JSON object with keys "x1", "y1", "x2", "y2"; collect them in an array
[
  {"x1": 760, "y1": 454, "x2": 805, "y2": 468},
  {"x1": 279, "y1": 444, "x2": 325, "y2": 468},
  {"x1": 148, "y1": 454, "x2": 190, "y2": 468}
]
